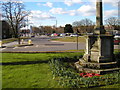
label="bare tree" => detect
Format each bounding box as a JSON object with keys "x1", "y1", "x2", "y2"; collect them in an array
[
  {"x1": 2, "y1": 0, "x2": 29, "y2": 44},
  {"x1": 105, "y1": 17, "x2": 118, "y2": 26},
  {"x1": 105, "y1": 17, "x2": 120, "y2": 31},
  {"x1": 72, "y1": 21, "x2": 82, "y2": 27},
  {"x1": 79, "y1": 18, "x2": 94, "y2": 26},
  {"x1": 72, "y1": 18, "x2": 95, "y2": 33},
  {"x1": 73, "y1": 18, "x2": 94, "y2": 26}
]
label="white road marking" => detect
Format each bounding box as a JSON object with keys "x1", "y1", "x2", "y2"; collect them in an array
[
  {"x1": 24, "y1": 46, "x2": 28, "y2": 48},
  {"x1": 36, "y1": 45, "x2": 39, "y2": 47},
  {"x1": 13, "y1": 47, "x2": 18, "y2": 49},
  {"x1": 0, "y1": 48, "x2": 6, "y2": 51}
]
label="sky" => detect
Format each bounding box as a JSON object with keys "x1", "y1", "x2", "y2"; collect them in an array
[{"x1": 1, "y1": 0, "x2": 120, "y2": 28}]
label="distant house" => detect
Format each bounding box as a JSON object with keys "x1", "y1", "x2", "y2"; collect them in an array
[
  {"x1": 73, "y1": 26, "x2": 94, "y2": 34},
  {"x1": 20, "y1": 29, "x2": 30, "y2": 34},
  {"x1": 104, "y1": 25, "x2": 120, "y2": 35},
  {"x1": 56, "y1": 26, "x2": 64, "y2": 33},
  {"x1": 105, "y1": 25, "x2": 120, "y2": 30},
  {"x1": 1, "y1": 20, "x2": 12, "y2": 39}
]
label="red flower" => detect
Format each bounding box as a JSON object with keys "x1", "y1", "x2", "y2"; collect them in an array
[
  {"x1": 80, "y1": 73, "x2": 86, "y2": 77},
  {"x1": 94, "y1": 73, "x2": 101, "y2": 76},
  {"x1": 92, "y1": 73, "x2": 96, "y2": 75},
  {"x1": 83, "y1": 75, "x2": 88, "y2": 77},
  {"x1": 80, "y1": 73, "x2": 101, "y2": 77}
]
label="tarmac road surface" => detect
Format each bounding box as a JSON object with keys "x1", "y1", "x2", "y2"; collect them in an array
[
  {"x1": 1, "y1": 36, "x2": 85, "y2": 52},
  {"x1": 1, "y1": 35, "x2": 120, "y2": 52}
]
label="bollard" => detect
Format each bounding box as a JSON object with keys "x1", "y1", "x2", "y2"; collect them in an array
[
  {"x1": 21, "y1": 39, "x2": 24, "y2": 44},
  {"x1": 28, "y1": 39, "x2": 32, "y2": 45},
  {"x1": 0, "y1": 41, "x2": 2, "y2": 47}
]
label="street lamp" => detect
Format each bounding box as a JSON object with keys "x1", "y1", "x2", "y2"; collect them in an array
[
  {"x1": 76, "y1": 29, "x2": 79, "y2": 50},
  {"x1": 55, "y1": 19, "x2": 57, "y2": 28},
  {"x1": 52, "y1": 19, "x2": 57, "y2": 33}
]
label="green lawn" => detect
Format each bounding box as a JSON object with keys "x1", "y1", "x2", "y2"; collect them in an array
[
  {"x1": 52, "y1": 36, "x2": 86, "y2": 43},
  {"x1": 1, "y1": 53, "x2": 81, "y2": 63},
  {"x1": 2, "y1": 38, "x2": 18, "y2": 44},
  {"x1": 1, "y1": 52, "x2": 120, "y2": 88},
  {"x1": 2, "y1": 52, "x2": 82, "y2": 88},
  {"x1": 2, "y1": 37, "x2": 30, "y2": 44},
  {"x1": 2, "y1": 63, "x2": 61, "y2": 88}
]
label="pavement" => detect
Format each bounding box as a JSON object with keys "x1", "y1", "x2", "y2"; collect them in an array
[{"x1": 0, "y1": 35, "x2": 120, "y2": 52}]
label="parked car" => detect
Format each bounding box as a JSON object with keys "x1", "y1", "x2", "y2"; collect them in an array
[
  {"x1": 31, "y1": 35, "x2": 35, "y2": 37},
  {"x1": 70, "y1": 34, "x2": 78, "y2": 37},
  {"x1": 46, "y1": 33, "x2": 51, "y2": 36},
  {"x1": 51, "y1": 33, "x2": 58, "y2": 37},
  {"x1": 114, "y1": 34, "x2": 120, "y2": 38},
  {"x1": 60, "y1": 33, "x2": 66, "y2": 37},
  {"x1": 114, "y1": 38, "x2": 120, "y2": 45},
  {"x1": 86, "y1": 33, "x2": 93, "y2": 35}
]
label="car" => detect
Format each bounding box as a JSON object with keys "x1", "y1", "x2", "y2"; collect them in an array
[
  {"x1": 70, "y1": 34, "x2": 78, "y2": 37},
  {"x1": 114, "y1": 34, "x2": 120, "y2": 38},
  {"x1": 114, "y1": 38, "x2": 120, "y2": 45},
  {"x1": 86, "y1": 33, "x2": 93, "y2": 35},
  {"x1": 51, "y1": 33, "x2": 58, "y2": 37},
  {"x1": 46, "y1": 33, "x2": 51, "y2": 36},
  {"x1": 31, "y1": 35, "x2": 35, "y2": 37},
  {"x1": 60, "y1": 33, "x2": 66, "y2": 37}
]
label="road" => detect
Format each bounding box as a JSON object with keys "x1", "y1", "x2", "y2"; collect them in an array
[
  {"x1": 1, "y1": 36, "x2": 85, "y2": 52},
  {"x1": 1, "y1": 36, "x2": 120, "y2": 52}
]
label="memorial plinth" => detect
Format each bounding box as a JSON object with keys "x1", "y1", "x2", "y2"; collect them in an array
[
  {"x1": 83, "y1": 35, "x2": 114, "y2": 63},
  {"x1": 75, "y1": 35, "x2": 120, "y2": 74}
]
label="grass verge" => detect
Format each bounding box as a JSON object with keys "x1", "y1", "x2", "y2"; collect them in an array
[
  {"x1": 52, "y1": 36, "x2": 86, "y2": 43},
  {"x1": 1, "y1": 51, "x2": 120, "y2": 88},
  {"x1": 2, "y1": 52, "x2": 83, "y2": 88},
  {"x1": 2, "y1": 38, "x2": 18, "y2": 44},
  {"x1": 2, "y1": 37, "x2": 30, "y2": 44}
]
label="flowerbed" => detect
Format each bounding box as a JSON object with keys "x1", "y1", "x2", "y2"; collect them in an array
[
  {"x1": 49, "y1": 57, "x2": 120, "y2": 88},
  {"x1": 80, "y1": 73, "x2": 101, "y2": 77}
]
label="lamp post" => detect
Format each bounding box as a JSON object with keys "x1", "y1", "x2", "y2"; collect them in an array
[
  {"x1": 54, "y1": 19, "x2": 57, "y2": 32},
  {"x1": 18, "y1": 23, "x2": 21, "y2": 45},
  {"x1": 52, "y1": 19, "x2": 57, "y2": 33},
  {"x1": 76, "y1": 29, "x2": 79, "y2": 50},
  {"x1": 56, "y1": 19, "x2": 57, "y2": 28}
]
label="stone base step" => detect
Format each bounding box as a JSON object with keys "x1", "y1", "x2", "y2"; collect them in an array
[
  {"x1": 99, "y1": 59, "x2": 114, "y2": 63},
  {"x1": 75, "y1": 61, "x2": 120, "y2": 74},
  {"x1": 79, "y1": 61, "x2": 117, "y2": 69}
]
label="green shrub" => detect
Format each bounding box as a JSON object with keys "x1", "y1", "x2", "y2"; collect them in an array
[{"x1": 49, "y1": 57, "x2": 120, "y2": 88}]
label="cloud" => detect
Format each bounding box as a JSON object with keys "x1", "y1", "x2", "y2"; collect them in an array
[
  {"x1": 68, "y1": 10, "x2": 77, "y2": 16},
  {"x1": 50, "y1": 8, "x2": 78, "y2": 16},
  {"x1": 12, "y1": 0, "x2": 23, "y2": 3},
  {"x1": 64, "y1": 0, "x2": 73, "y2": 6},
  {"x1": 104, "y1": 9, "x2": 118, "y2": 18},
  {"x1": 49, "y1": 4, "x2": 96, "y2": 16},
  {"x1": 1, "y1": 0, "x2": 23, "y2": 3},
  {"x1": 28, "y1": 10, "x2": 56, "y2": 26},
  {"x1": 83, "y1": 0, "x2": 119, "y2": 7},
  {"x1": 103, "y1": 0, "x2": 119, "y2": 3},
  {"x1": 63, "y1": 1, "x2": 96, "y2": 16},
  {"x1": 43, "y1": 2, "x2": 53, "y2": 7},
  {"x1": 49, "y1": 8, "x2": 67, "y2": 14},
  {"x1": 37, "y1": 3, "x2": 42, "y2": 6},
  {"x1": 20, "y1": 0, "x2": 65, "y2": 2},
  {"x1": 64, "y1": 0, "x2": 82, "y2": 6},
  {"x1": 29, "y1": 10, "x2": 56, "y2": 24},
  {"x1": 37, "y1": 2, "x2": 53, "y2": 8},
  {"x1": 77, "y1": 5, "x2": 95, "y2": 16}
]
